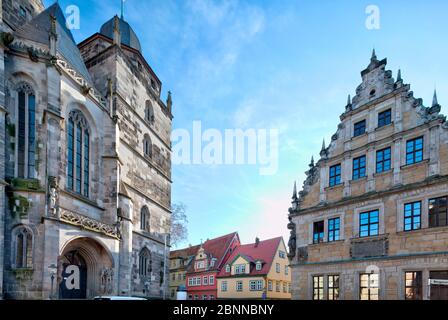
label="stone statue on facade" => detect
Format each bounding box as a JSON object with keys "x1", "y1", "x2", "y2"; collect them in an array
[
  {"x1": 48, "y1": 176, "x2": 59, "y2": 217},
  {"x1": 100, "y1": 268, "x2": 114, "y2": 294}
]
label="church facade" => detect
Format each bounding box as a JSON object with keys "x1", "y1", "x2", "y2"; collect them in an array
[
  {"x1": 288, "y1": 52, "x2": 448, "y2": 300},
  {"x1": 0, "y1": 1, "x2": 172, "y2": 299}
]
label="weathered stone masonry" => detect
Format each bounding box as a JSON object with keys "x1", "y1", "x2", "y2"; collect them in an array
[
  {"x1": 0, "y1": 1, "x2": 172, "y2": 299},
  {"x1": 288, "y1": 51, "x2": 448, "y2": 300}
]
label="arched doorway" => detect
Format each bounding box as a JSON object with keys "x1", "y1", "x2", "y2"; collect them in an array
[
  {"x1": 59, "y1": 250, "x2": 88, "y2": 299},
  {"x1": 58, "y1": 237, "x2": 114, "y2": 299}
]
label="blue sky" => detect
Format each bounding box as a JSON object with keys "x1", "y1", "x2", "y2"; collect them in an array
[{"x1": 45, "y1": 0, "x2": 448, "y2": 247}]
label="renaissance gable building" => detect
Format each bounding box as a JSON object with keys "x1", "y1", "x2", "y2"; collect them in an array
[
  {"x1": 0, "y1": 1, "x2": 172, "y2": 299},
  {"x1": 288, "y1": 51, "x2": 448, "y2": 300}
]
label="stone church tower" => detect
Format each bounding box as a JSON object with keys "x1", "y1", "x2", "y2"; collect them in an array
[{"x1": 0, "y1": 1, "x2": 172, "y2": 299}]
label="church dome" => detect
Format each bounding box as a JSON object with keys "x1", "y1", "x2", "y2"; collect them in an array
[{"x1": 99, "y1": 16, "x2": 142, "y2": 52}]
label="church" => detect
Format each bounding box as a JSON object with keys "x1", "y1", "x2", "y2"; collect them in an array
[{"x1": 0, "y1": 0, "x2": 172, "y2": 299}]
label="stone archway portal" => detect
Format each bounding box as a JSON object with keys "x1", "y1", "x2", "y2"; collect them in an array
[
  {"x1": 59, "y1": 250, "x2": 87, "y2": 299},
  {"x1": 58, "y1": 237, "x2": 114, "y2": 299}
]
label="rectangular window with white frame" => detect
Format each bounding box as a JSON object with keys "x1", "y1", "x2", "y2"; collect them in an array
[{"x1": 221, "y1": 281, "x2": 228, "y2": 292}]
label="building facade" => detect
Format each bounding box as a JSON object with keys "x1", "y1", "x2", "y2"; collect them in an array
[
  {"x1": 0, "y1": 1, "x2": 172, "y2": 299},
  {"x1": 287, "y1": 51, "x2": 448, "y2": 300},
  {"x1": 186, "y1": 232, "x2": 240, "y2": 300},
  {"x1": 169, "y1": 245, "x2": 199, "y2": 299},
  {"x1": 217, "y1": 237, "x2": 291, "y2": 300}
]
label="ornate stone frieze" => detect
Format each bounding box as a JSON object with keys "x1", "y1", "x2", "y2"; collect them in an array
[
  {"x1": 59, "y1": 208, "x2": 121, "y2": 239},
  {"x1": 55, "y1": 58, "x2": 108, "y2": 109}
]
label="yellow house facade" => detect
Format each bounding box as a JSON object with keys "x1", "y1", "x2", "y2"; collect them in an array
[{"x1": 217, "y1": 237, "x2": 291, "y2": 300}]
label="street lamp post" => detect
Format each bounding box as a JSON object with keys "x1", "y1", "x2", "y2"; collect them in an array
[{"x1": 48, "y1": 264, "x2": 57, "y2": 300}]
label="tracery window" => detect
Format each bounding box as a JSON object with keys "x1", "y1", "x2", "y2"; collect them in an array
[
  {"x1": 139, "y1": 248, "x2": 152, "y2": 277},
  {"x1": 140, "y1": 206, "x2": 150, "y2": 232},
  {"x1": 13, "y1": 226, "x2": 33, "y2": 268},
  {"x1": 145, "y1": 100, "x2": 154, "y2": 123},
  {"x1": 143, "y1": 134, "x2": 152, "y2": 158},
  {"x1": 67, "y1": 110, "x2": 90, "y2": 197},
  {"x1": 15, "y1": 82, "x2": 36, "y2": 179}
]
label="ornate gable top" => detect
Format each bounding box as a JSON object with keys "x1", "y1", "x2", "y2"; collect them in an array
[{"x1": 351, "y1": 50, "x2": 395, "y2": 110}]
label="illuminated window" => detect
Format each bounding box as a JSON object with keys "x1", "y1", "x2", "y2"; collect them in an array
[
  {"x1": 360, "y1": 273, "x2": 379, "y2": 300},
  {"x1": 327, "y1": 275, "x2": 340, "y2": 300},
  {"x1": 405, "y1": 271, "x2": 422, "y2": 300},
  {"x1": 313, "y1": 276, "x2": 324, "y2": 300}
]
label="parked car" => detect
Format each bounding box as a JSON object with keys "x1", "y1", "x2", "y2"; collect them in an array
[{"x1": 93, "y1": 296, "x2": 148, "y2": 300}]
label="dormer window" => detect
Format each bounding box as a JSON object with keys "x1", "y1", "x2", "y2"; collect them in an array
[
  {"x1": 235, "y1": 264, "x2": 246, "y2": 274},
  {"x1": 196, "y1": 261, "x2": 205, "y2": 269},
  {"x1": 256, "y1": 261, "x2": 262, "y2": 271},
  {"x1": 225, "y1": 264, "x2": 230, "y2": 273}
]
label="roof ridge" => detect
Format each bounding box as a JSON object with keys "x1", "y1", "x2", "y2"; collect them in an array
[{"x1": 14, "y1": 2, "x2": 93, "y2": 85}]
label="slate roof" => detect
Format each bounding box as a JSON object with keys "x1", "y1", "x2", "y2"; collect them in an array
[
  {"x1": 15, "y1": 3, "x2": 93, "y2": 84},
  {"x1": 217, "y1": 237, "x2": 282, "y2": 277},
  {"x1": 100, "y1": 16, "x2": 142, "y2": 52}
]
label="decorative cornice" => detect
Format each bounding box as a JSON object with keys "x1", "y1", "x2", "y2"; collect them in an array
[
  {"x1": 289, "y1": 174, "x2": 448, "y2": 217},
  {"x1": 55, "y1": 58, "x2": 108, "y2": 110},
  {"x1": 59, "y1": 207, "x2": 121, "y2": 240}
]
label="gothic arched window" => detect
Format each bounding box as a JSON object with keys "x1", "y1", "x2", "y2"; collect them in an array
[
  {"x1": 13, "y1": 226, "x2": 33, "y2": 269},
  {"x1": 140, "y1": 206, "x2": 150, "y2": 232},
  {"x1": 67, "y1": 110, "x2": 90, "y2": 197},
  {"x1": 145, "y1": 100, "x2": 154, "y2": 123},
  {"x1": 15, "y1": 82, "x2": 36, "y2": 179},
  {"x1": 139, "y1": 248, "x2": 152, "y2": 277},
  {"x1": 143, "y1": 134, "x2": 152, "y2": 158}
]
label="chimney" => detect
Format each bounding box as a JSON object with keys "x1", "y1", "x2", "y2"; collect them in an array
[{"x1": 255, "y1": 237, "x2": 260, "y2": 248}]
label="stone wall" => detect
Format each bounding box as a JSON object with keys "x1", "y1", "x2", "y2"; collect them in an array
[{"x1": 289, "y1": 54, "x2": 448, "y2": 300}]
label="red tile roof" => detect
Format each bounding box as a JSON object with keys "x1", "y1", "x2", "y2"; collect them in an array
[
  {"x1": 217, "y1": 237, "x2": 283, "y2": 277},
  {"x1": 186, "y1": 232, "x2": 239, "y2": 273},
  {"x1": 170, "y1": 245, "x2": 200, "y2": 259}
]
